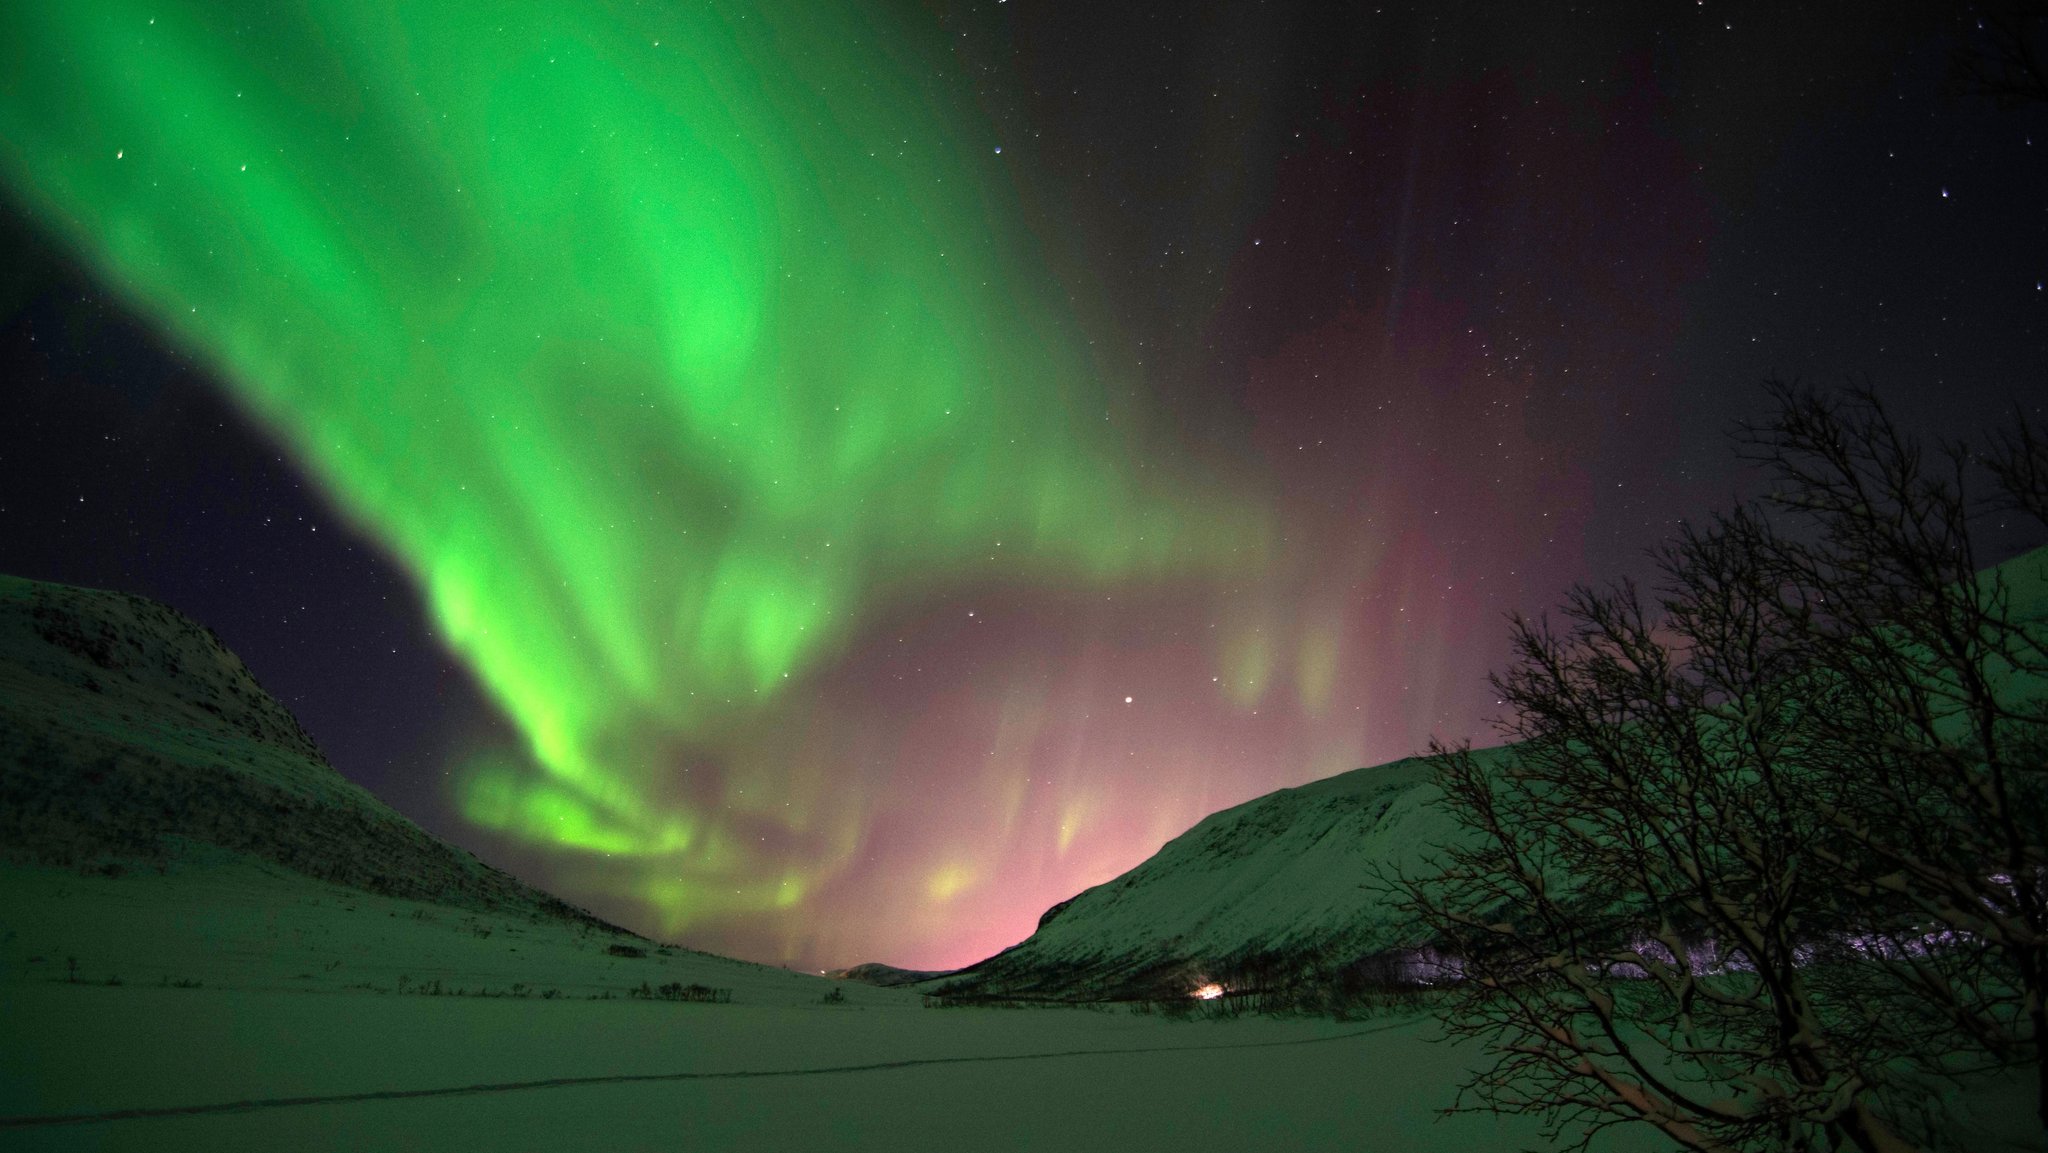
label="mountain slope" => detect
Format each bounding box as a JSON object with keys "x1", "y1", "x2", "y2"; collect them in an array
[
  {"x1": 0, "y1": 574, "x2": 604, "y2": 924},
  {"x1": 931, "y1": 753, "x2": 1486, "y2": 1002}
]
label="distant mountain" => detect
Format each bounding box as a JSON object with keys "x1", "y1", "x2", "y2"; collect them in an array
[
  {"x1": 929, "y1": 753, "x2": 1484, "y2": 1004},
  {"x1": 824, "y1": 962, "x2": 953, "y2": 988},
  {"x1": 0, "y1": 574, "x2": 616, "y2": 929}
]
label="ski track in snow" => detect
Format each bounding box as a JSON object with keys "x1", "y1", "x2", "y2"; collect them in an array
[{"x1": 0, "y1": 1021, "x2": 1409, "y2": 1129}]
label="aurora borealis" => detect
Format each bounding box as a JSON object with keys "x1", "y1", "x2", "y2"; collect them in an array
[
  {"x1": 4, "y1": 2, "x2": 2045, "y2": 969},
  {"x1": 0, "y1": 1, "x2": 1266, "y2": 939}
]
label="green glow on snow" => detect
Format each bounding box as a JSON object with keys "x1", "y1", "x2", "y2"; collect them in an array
[{"x1": 0, "y1": 2, "x2": 1259, "y2": 928}]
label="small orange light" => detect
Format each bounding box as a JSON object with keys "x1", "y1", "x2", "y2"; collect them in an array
[{"x1": 1192, "y1": 983, "x2": 1224, "y2": 1000}]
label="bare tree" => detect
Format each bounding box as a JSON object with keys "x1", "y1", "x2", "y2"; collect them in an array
[
  {"x1": 1740, "y1": 386, "x2": 2048, "y2": 1144},
  {"x1": 1402, "y1": 384, "x2": 2048, "y2": 1152},
  {"x1": 1952, "y1": 4, "x2": 2048, "y2": 109}
]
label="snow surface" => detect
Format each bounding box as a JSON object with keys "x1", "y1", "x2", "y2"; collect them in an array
[
  {"x1": 0, "y1": 841, "x2": 1666, "y2": 1152},
  {"x1": 2, "y1": 853, "x2": 2028, "y2": 1151},
  {"x1": 0, "y1": 856, "x2": 891, "y2": 1006},
  {"x1": 0, "y1": 968, "x2": 1671, "y2": 1152}
]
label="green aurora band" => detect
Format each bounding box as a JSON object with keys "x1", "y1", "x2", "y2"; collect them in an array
[{"x1": 0, "y1": 3, "x2": 1260, "y2": 929}]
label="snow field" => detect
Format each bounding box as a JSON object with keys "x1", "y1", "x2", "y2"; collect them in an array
[{"x1": 1, "y1": 980, "x2": 1674, "y2": 1153}]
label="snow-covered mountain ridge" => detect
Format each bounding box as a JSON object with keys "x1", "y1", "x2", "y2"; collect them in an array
[
  {"x1": 0, "y1": 573, "x2": 609, "y2": 925},
  {"x1": 930, "y1": 752, "x2": 1495, "y2": 1002}
]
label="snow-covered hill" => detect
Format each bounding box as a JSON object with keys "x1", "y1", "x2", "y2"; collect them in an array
[
  {"x1": 0, "y1": 573, "x2": 914, "y2": 1006},
  {"x1": 0, "y1": 573, "x2": 609, "y2": 922},
  {"x1": 935, "y1": 544, "x2": 2048, "y2": 1005},
  {"x1": 930, "y1": 753, "x2": 1489, "y2": 1003}
]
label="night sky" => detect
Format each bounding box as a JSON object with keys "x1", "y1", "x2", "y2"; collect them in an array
[{"x1": 2, "y1": 1, "x2": 2044, "y2": 972}]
